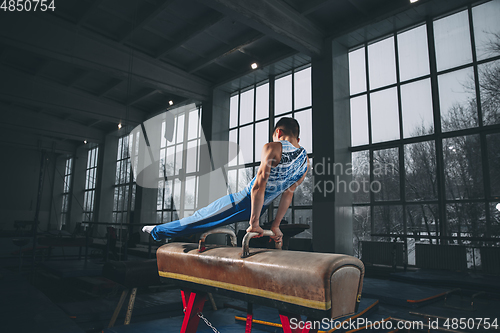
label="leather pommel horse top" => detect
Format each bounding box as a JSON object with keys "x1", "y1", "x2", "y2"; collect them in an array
[{"x1": 157, "y1": 242, "x2": 365, "y2": 319}]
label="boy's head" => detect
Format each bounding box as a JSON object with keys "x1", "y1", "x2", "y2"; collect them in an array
[{"x1": 273, "y1": 117, "x2": 300, "y2": 140}]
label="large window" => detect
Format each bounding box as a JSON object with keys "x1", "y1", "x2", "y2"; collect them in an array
[
  {"x1": 60, "y1": 156, "x2": 73, "y2": 229},
  {"x1": 350, "y1": 1, "x2": 500, "y2": 265},
  {"x1": 83, "y1": 146, "x2": 99, "y2": 222},
  {"x1": 113, "y1": 133, "x2": 139, "y2": 225},
  {"x1": 157, "y1": 106, "x2": 202, "y2": 223},
  {"x1": 229, "y1": 66, "x2": 314, "y2": 238}
]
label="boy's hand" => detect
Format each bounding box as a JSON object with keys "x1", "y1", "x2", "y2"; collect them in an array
[
  {"x1": 246, "y1": 224, "x2": 265, "y2": 237},
  {"x1": 270, "y1": 226, "x2": 283, "y2": 243}
]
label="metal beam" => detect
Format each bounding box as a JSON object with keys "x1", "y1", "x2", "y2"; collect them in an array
[
  {"x1": 198, "y1": 0, "x2": 324, "y2": 56},
  {"x1": 0, "y1": 64, "x2": 145, "y2": 125},
  {"x1": 155, "y1": 13, "x2": 224, "y2": 59},
  {"x1": 119, "y1": 0, "x2": 176, "y2": 43},
  {"x1": 188, "y1": 31, "x2": 263, "y2": 73},
  {"x1": 0, "y1": 12, "x2": 211, "y2": 101},
  {"x1": 0, "y1": 104, "x2": 104, "y2": 143}
]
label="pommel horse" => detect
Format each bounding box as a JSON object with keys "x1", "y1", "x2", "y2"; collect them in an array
[{"x1": 156, "y1": 228, "x2": 365, "y2": 333}]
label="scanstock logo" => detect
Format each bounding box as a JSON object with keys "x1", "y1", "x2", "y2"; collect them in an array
[{"x1": 130, "y1": 104, "x2": 241, "y2": 213}]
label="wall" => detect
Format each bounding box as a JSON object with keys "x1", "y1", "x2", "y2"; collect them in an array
[{"x1": 0, "y1": 144, "x2": 58, "y2": 232}]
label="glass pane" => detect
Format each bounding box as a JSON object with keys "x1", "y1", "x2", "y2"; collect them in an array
[
  {"x1": 294, "y1": 158, "x2": 313, "y2": 206},
  {"x1": 294, "y1": 109, "x2": 312, "y2": 153},
  {"x1": 117, "y1": 138, "x2": 123, "y2": 161},
  {"x1": 238, "y1": 167, "x2": 253, "y2": 191},
  {"x1": 446, "y1": 203, "x2": 486, "y2": 239},
  {"x1": 174, "y1": 144, "x2": 182, "y2": 176},
  {"x1": 349, "y1": 47, "x2": 366, "y2": 95},
  {"x1": 173, "y1": 178, "x2": 181, "y2": 212},
  {"x1": 404, "y1": 141, "x2": 438, "y2": 201},
  {"x1": 275, "y1": 74, "x2": 292, "y2": 115},
  {"x1": 368, "y1": 36, "x2": 397, "y2": 90},
  {"x1": 353, "y1": 206, "x2": 371, "y2": 258},
  {"x1": 228, "y1": 129, "x2": 238, "y2": 167},
  {"x1": 352, "y1": 151, "x2": 370, "y2": 203},
  {"x1": 406, "y1": 204, "x2": 439, "y2": 259},
  {"x1": 397, "y1": 24, "x2": 430, "y2": 81},
  {"x1": 370, "y1": 87, "x2": 400, "y2": 143},
  {"x1": 373, "y1": 205, "x2": 403, "y2": 235},
  {"x1": 487, "y1": 133, "x2": 500, "y2": 197},
  {"x1": 188, "y1": 109, "x2": 199, "y2": 140},
  {"x1": 239, "y1": 125, "x2": 254, "y2": 165},
  {"x1": 350, "y1": 94, "x2": 369, "y2": 146},
  {"x1": 256, "y1": 83, "x2": 269, "y2": 121},
  {"x1": 489, "y1": 202, "x2": 500, "y2": 237},
  {"x1": 227, "y1": 169, "x2": 237, "y2": 194},
  {"x1": 164, "y1": 180, "x2": 172, "y2": 210},
  {"x1": 438, "y1": 67, "x2": 477, "y2": 132},
  {"x1": 472, "y1": 1, "x2": 500, "y2": 61},
  {"x1": 401, "y1": 79, "x2": 434, "y2": 138},
  {"x1": 185, "y1": 176, "x2": 196, "y2": 210},
  {"x1": 479, "y1": 59, "x2": 500, "y2": 126},
  {"x1": 165, "y1": 146, "x2": 175, "y2": 177},
  {"x1": 443, "y1": 135, "x2": 484, "y2": 199},
  {"x1": 294, "y1": 67, "x2": 312, "y2": 109},
  {"x1": 254, "y1": 120, "x2": 269, "y2": 162},
  {"x1": 373, "y1": 148, "x2": 400, "y2": 201},
  {"x1": 240, "y1": 88, "x2": 254, "y2": 125},
  {"x1": 294, "y1": 209, "x2": 312, "y2": 239},
  {"x1": 434, "y1": 10, "x2": 472, "y2": 71},
  {"x1": 230, "y1": 94, "x2": 239, "y2": 128},
  {"x1": 176, "y1": 114, "x2": 185, "y2": 143},
  {"x1": 186, "y1": 140, "x2": 198, "y2": 174}
]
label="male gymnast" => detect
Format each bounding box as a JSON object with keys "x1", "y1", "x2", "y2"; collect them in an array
[{"x1": 142, "y1": 117, "x2": 310, "y2": 243}]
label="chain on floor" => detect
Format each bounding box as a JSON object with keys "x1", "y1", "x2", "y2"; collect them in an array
[{"x1": 197, "y1": 312, "x2": 221, "y2": 333}]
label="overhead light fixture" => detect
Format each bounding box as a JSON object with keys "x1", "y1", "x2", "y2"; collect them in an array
[
  {"x1": 118, "y1": 123, "x2": 122, "y2": 129},
  {"x1": 251, "y1": 63, "x2": 258, "y2": 70},
  {"x1": 410, "y1": 0, "x2": 419, "y2": 3},
  {"x1": 169, "y1": 100, "x2": 174, "y2": 106},
  {"x1": 497, "y1": 203, "x2": 500, "y2": 212},
  {"x1": 84, "y1": 140, "x2": 87, "y2": 144}
]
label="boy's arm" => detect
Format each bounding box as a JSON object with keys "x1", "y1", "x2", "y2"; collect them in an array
[
  {"x1": 246, "y1": 142, "x2": 281, "y2": 236},
  {"x1": 270, "y1": 157, "x2": 310, "y2": 242}
]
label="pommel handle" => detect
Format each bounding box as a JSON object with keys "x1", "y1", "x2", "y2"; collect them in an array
[
  {"x1": 241, "y1": 230, "x2": 282, "y2": 258},
  {"x1": 198, "y1": 227, "x2": 237, "y2": 252}
]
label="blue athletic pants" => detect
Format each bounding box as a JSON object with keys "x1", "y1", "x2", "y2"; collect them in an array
[{"x1": 150, "y1": 190, "x2": 268, "y2": 240}]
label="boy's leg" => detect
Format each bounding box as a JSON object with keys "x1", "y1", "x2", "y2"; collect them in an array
[{"x1": 146, "y1": 191, "x2": 251, "y2": 240}]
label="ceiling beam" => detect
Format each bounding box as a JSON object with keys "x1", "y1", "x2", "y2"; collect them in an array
[
  {"x1": 198, "y1": 0, "x2": 324, "y2": 56},
  {"x1": 68, "y1": 70, "x2": 92, "y2": 87},
  {"x1": 78, "y1": 0, "x2": 106, "y2": 27},
  {"x1": 0, "y1": 128, "x2": 77, "y2": 154},
  {"x1": 0, "y1": 12, "x2": 211, "y2": 101},
  {"x1": 0, "y1": 104, "x2": 105, "y2": 143},
  {"x1": 0, "y1": 64, "x2": 145, "y2": 125},
  {"x1": 127, "y1": 89, "x2": 158, "y2": 106},
  {"x1": 99, "y1": 78, "x2": 123, "y2": 97},
  {"x1": 119, "y1": 0, "x2": 176, "y2": 43},
  {"x1": 188, "y1": 31, "x2": 263, "y2": 73},
  {"x1": 155, "y1": 13, "x2": 224, "y2": 59}
]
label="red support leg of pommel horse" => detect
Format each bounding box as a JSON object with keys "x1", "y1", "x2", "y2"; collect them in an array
[
  {"x1": 279, "y1": 312, "x2": 319, "y2": 333},
  {"x1": 180, "y1": 290, "x2": 206, "y2": 333}
]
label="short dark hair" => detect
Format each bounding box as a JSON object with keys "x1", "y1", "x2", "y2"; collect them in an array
[{"x1": 273, "y1": 117, "x2": 300, "y2": 138}]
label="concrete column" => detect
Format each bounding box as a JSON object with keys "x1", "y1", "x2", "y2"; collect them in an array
[
  {"x1": 70, "y1": 145, "x2": 88, "y2": 228},
  {"x1": 311, "y1": 40, "x2": 352, "y2": 254},
  {"x1": 198, "y1": 88, "x2": 231, "y2": 244},
  {"x1": 97, "y1": 135, "x2": 118, "y2": 236}
]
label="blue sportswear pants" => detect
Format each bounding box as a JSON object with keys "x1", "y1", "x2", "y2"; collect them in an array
[{"x1": 150, "y1": 190, "x2": 269, "y2": 240}]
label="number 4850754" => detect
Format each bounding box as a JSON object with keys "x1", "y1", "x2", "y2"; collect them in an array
[{"x1": 1, "y1": 0, "x2": 56, "y2": 11}]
